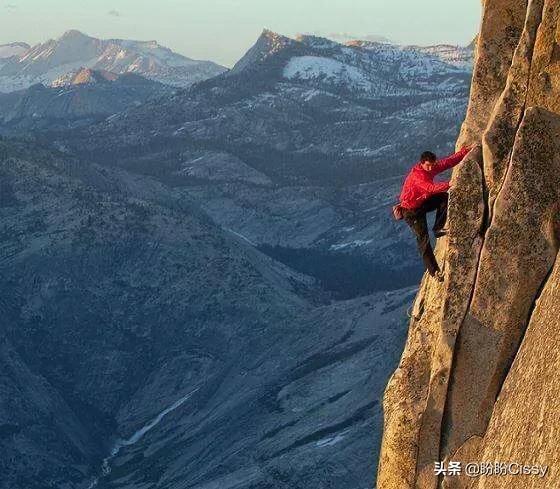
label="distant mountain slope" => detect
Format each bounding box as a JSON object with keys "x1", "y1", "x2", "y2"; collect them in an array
[
  {"x1": 22, "y1": 30, "x2": 470, "y2": 298},
  {"x1": 415, "y1": 43, "x2": 475, "y2": 70},
  {"x1": 0, "y1": 42, "x2": 30, "y2": 59},
  {"x1": 0, "y1": 30, "x2": 472, "y2": 287},
  {"x1": 0, "y1": 30, "x2": 226, "y2": 93},
  {"x1": 51, "y1": 67, "x2": 120, "y2": 86},
  {"x1": 0, "y1": 69, "x2": 172, "y2": 129},
  {"x1": 0, "y1": 137, "x2": 411, "y2": 489}
]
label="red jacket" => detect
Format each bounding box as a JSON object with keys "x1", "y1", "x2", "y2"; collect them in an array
[{"x1": 399, "y1": 147, "x2": 469, "y2": 210}]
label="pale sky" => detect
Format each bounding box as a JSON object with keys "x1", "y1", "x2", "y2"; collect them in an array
[{"x1": 0, "y1": 0, "x2": 482, "y2": 67}]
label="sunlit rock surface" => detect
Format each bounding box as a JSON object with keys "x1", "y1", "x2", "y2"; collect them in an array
[{"x1": 378, "y1": 2, "x2": 560, "y2": 488}]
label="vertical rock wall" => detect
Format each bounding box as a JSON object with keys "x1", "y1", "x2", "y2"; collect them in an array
[{"x1": 378, "y1": 1, "x2": 560, "y2": 488}]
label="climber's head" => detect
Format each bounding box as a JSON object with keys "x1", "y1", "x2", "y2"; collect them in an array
[{"x1": 420, "y1": 151, "x2": 437, "y2": 171}]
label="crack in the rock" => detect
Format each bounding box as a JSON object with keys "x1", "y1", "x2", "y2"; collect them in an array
[
  {"x1": 434, "y1": 5, "x2": 547, "y2": 483},
  {"x1": 492, "y1": 250, "x2": 558, "y2": 404}
]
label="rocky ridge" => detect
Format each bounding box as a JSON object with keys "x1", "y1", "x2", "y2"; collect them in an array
[
  {"x1": 0, "y1": 71, "x2": 172, "y2": 129},
  {"x1": 51, "y1": 67, "x2": 120, "y2": 86},
  {"x1": 0, "y1": 30, "x2": 226, "y2": 93}
]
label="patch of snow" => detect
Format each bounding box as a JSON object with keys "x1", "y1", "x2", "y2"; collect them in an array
[
  {"x1": 330, "y1": 239, "x2": 374, "y2": 251},
  {"x1": 85, "y1": 388, "x2": 199, "y2": 488},
  {"x1": 104, "y1": 388, "x2": 199, "y2": 474},
  {"x1": 316, "y1": 429, "x2": 351, "y2": 448},
  {"x1": 225, "y1": 228, "x2": 256, "y2": 246},
  {"x1": 346, "y1": 144, "x2": 395, "y2": 158},
  {"x1": 105, "y1": 113, "x2": 120, "y2": 123},
  {"x1": 0, "y1": 57, "x2": 99, "y2": 93},
  {"x1": 302, "y1": 88, "x2": 323, "y2": 101},
  {"x1": 284, "y1": 56, "x2": 374, "y2": 92}
]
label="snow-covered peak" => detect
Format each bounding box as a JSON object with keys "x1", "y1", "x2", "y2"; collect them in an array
[
  {"x1": 231, "y1": 29, "x2": 296, "y2": 74},
  {"x1": 109, "y1": 39, "x2": 200, "y2": 68},
  {"x1": 280, "y1": 34, "x2": 473, "y2": 98},
  {"x1": 345, "y1": 40, "x2": 388, "y2": 49},
  {"x1": 18, "y1": 30, "x2": 101, "y2": 66},
  {"x1": 232, "y1": 29, "x2": 474, "y2": 82},
  {"x1": 330, "y1": 33, "x2": 393, "y2": 44},
  {"x1": 0, "y1": 31, "x2": 226, "y2": 93}
]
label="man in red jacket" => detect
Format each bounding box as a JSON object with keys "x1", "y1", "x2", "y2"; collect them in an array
[{"x1": 398, "y1": 146, "x2": 471, "y2": 280}]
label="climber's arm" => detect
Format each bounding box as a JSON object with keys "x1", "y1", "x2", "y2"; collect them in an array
[{"x1": 433, "y1": 146, "x2": 471, "y2": 174}]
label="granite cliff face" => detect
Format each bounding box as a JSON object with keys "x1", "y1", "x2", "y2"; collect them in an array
[{"x1": 378, "y1": 1, "x2": 560, "y2": 488}]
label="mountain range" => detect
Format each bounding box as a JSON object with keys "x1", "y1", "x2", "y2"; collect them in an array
[
  {"x1": 56, "y1": 29, "x2": 473, "y2": 282},
  {"x1": 0, "y1": 28, "x2": 474, "y2": 489},
  {"x1": 60, "y1": 30, "x2": 473, "y2": 181},
  {"x1": 0, "y1": 30, "x2": 226, "y2": 93}
]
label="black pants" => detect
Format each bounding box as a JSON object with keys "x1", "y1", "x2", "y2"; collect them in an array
[{"x1": 403, "y1": 193, "x2": 448, "y2": 276}]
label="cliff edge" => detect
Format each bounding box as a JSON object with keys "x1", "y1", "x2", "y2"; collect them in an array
[{"x1": 378, "y1": 1, "x2": 560, "y2": 488}]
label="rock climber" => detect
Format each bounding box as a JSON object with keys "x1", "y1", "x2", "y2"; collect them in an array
[{"x1": 392, "y1": 146, "x2": 472, "y2": 281}]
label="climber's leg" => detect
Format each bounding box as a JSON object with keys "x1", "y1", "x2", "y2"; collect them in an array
[
  {"x1": 404, "y1": 211, "x2": 440, "y2": 276},
  {"x1": 432, "y1": 193, "x2": 449, "y2": 235},
  {"x1": 420, "y1": 193, "x2": 449, "y2": 235}
]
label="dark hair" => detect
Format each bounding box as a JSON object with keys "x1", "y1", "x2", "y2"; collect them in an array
[{"x1": 420, "y1": 151, "x2": 437, "y2": 163}]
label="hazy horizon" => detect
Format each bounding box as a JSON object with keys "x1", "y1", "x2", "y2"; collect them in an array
[{"x1": 0, "y1": 0, "x2": 481, "y2": 67}]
